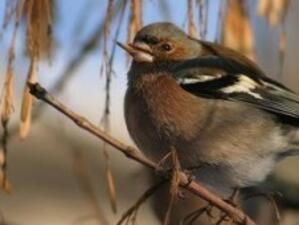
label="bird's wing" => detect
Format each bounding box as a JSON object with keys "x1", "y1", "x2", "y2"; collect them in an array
[{"x1": 173, "y1": 57, "x2": 299, "y2": 120}]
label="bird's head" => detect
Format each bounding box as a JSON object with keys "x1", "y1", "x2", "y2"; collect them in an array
[{"x1": 117, "y1": 22, "x2": 201, "y2": 64}]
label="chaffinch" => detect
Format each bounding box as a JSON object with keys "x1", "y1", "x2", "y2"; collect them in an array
[{"x1": 117, "y1": 22, "x2": 299, "y2": 197}]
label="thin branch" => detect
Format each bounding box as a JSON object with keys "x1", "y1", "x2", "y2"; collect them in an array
[
  {"x1": 49, "y1": 124, "x2": 110, "y2": 225},
  {"x1": 100, "y1": 0, "x2": 116, "y2": 213},
  {"x1": 197, "y1": 0, "x2": 208, "y2": 39},
  {"x1": 116, "y1": 180, "x2": 166, "y2": 225},
  {"x1": 28, "y1": 82, "x2": 257, "y2": 225},
  {"x1": 71, "y1": 147, "x2": 110, "y2": 225},
  {"x1": 215, "y1": 0, "x2": 226, "y2": 43}
]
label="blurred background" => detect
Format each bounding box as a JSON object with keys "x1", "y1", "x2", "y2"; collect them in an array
[{"x1": 0, "y1": 0, "x2": 299, "y2": 224}]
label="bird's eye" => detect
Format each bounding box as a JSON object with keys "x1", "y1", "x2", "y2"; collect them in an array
[{"x1": 161, "y1": 43, "x2": 172, "y2": 51}]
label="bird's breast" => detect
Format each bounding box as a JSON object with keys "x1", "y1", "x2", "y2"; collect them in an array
[{"x1": 124, "y1": 74, "x2": 208, "y2": 161}]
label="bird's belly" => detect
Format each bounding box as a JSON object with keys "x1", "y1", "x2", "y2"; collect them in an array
[
  {"x1": 193, "y1": 156, "x2": 276, "y2": 196},
  {"x1": 126, "y1": 113, "x2": 278, "y2": 196}
]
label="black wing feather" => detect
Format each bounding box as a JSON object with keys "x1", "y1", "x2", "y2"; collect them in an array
[
  {"x1": 175, "y1": 60, "x2": 299, "y2": 121},
  {"x1": 229, "y1": 91, "x2": 299, "y2": 119}
]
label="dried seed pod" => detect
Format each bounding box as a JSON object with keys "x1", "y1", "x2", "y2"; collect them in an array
[
  {"x1": 257, "y1": 0, "x2": 289, "y2": 26},
  {"x1": 221, "y1": 0, "x2": 255, "y2": 60},
  {"x1": 24, "y1": 0, "x2": 53, "y2": 58},
  {"x1": 1, "y1": 68, "x2": 15, "y2": 124},
  {"x1": 127, "y1": 0, "x2": 143, "y2": 43},
  {"x1": 20, "y1": 57, "x2": 38, "y2": 139},
  {"x1": 187, "y1": 0, "x2": 198, "y2": 38}
]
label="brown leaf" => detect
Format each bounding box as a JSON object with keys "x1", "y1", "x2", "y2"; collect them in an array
[
  {"x1": 257, "y1": 0, "x2": 289, "y2": 26},
  {"x1": 1, "y1": 13, "x2": 18, "y2": 123},
  {"x1": 20, "y1": 57, "x2": 38, "y2": 139},
  {"x1": 0, "y1": 149, "x2": 12, "y2": 194},
  {"x1": 188, "y1": 0, "x2": 198, "y2": 38},
  {"x1": 24, "y1": 0, "x2": 53, "y2": 58},
  {"x1": 127, "y1": 0, "x2": 143, "y2": 43},
  {"x1": 1, "y1": 68, "x2": 14, "y2": 123},
  {"x1": 106, "y1": 164, "x2": 117, "y2": 213},
  {"x1": 221, "y1": 0, "x2": 255, "y2": 60},
  {"x1": 257, "y1": 0, "x2": 271, "y2": 17},
  {"x1": 0, "y1": 169, "x2": 12, "y2": 194}
]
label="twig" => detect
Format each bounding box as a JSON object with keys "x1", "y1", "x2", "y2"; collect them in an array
[
  {"x1": 180, "y1": 205, "x2": 210, "y2": 225},
  {"x1": 48, "y1": 124, "x2": 110, "y2": 225},
  {"x1": 72, "y1": 147, "x2": 110, "y2": 225},
  {"x1": 28, "y1": 82, "x2": 257, "y2": 225},
  {"x1": 197, "y1": 0, "x2": 208, "y2": 39},
  {"x1": 100, "y1": 0, "x2": 116, "y2": 213},
  {"x1": 215, "y1": 0, "x2": 226, "y2": 43},
  {"x1": 116, "y1": 180, "x2": 166, "y2": 225},
  {"x1": 0, "y1": 119, "x2": 11, "y2": 193}
]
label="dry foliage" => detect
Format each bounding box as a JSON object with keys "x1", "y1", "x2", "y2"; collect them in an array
[
  {"x1": 1, "y1": 43, "x2": 15, "y2": 124},
  {"x1": 0, "y1": 0, "x2": 54, "y2": 192},
  {"x1": 20, "y1": 57, "x2": 38, "y2": 138},
  {"x1": 71, "y1": 148, "x2": 109, "y2": 225},
  {"x1": 23, "y1": 0, "x2": 53, "y2": 58},
  {"x1": 221, "y1": 0, "x2": 255, "y2": 60},
  {"x1": 0, "y1": 65, "x2": 14, "y2": 192},
  {"x1": 0, "y1": 0, "x2": 23, "y2": 193},
  {"x1": 197, "y1": 0, "x2": 208, "y2": 39},
  {"x1": 257, "y1": 0, "x2": 289, "y2": 26},
  {"x1": 127, "y1": 0, "x2": 143, "y2": 44},
  {"x1": 187, "y1": 0, "x2": 198, "y2": 38},
  {"x1": 19, "y1": 0, "x2": 53, "y2": 138},
  {"x1": 257, "y1": 0, "x2": 289, "y2": 75},
  {"x1": 116, "y1": 180, "x2": 165, "y2": 225},
  {"x1": 100, "y1": 0, "x2": 118, "y2": 214}
]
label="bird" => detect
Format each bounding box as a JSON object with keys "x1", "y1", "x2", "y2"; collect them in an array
[{"x1": 117, "y1": 22, "x2": 299, "y2": 197}]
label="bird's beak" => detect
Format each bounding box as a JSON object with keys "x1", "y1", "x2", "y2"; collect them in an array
[{"x1": 117, "y1": 41, "x2": 154, "y2": 63}]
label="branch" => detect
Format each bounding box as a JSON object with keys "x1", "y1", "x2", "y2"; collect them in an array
[{"x1": 28, "y1": 82, "x2": 257, "y2": 225}]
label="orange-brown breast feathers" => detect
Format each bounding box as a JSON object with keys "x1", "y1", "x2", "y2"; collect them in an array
[{"x1": 125, "y1": 74, "x2": 209, "y2": 141}]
